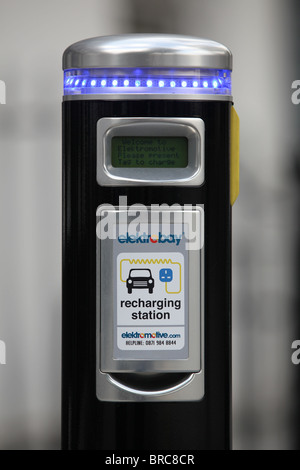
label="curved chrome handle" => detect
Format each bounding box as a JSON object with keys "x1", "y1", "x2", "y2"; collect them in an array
[{"x1": 107, "y1": 373, "x2": 195, "y2": 397}]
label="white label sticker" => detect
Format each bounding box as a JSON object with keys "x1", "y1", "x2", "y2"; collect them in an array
[{"x1": 116, "y1": 252, "x2": 187, "y2": 355}]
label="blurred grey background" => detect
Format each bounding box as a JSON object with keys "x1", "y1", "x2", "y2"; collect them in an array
[{"x1": 0, "y1": 0, "x2": 299, "y2": 450}]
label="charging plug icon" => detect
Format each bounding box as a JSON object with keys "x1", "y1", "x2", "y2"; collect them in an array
[{"x1": 159, "y1": 268, "x2": 173, "y2": 283}]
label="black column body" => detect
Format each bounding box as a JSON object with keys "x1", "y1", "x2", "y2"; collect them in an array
[{"x1": 62, "y1": 99, "x2": 231, "y2": 450}]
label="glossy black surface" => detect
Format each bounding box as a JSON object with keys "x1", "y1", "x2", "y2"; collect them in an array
[{"x1": 62, "y1": 99, "x2": 232, "y2": 450}]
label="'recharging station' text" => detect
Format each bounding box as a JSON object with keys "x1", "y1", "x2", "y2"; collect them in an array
[{"x1": 120, "y1": 297, "x2": 181, "y2": 321}]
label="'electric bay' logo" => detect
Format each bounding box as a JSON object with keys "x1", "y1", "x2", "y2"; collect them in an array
[
  {"x1": 0, "y1": 80, "x2": 6, "y2": 104},
  {"x1": 0, "y1": 340, "x2": 6, "y2": 365},
  {"x1": 118, "y1": 232, "x2": 183, "y2": 246}
]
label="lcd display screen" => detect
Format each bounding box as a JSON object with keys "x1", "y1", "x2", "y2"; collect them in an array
[{"x1": 111, "y1": 136, "x2": 188, "y2": 168}]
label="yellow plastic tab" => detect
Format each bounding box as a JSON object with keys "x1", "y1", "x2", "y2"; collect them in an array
[{"x1": 230, "y1": 107, "x2": 240, "y2": 205}]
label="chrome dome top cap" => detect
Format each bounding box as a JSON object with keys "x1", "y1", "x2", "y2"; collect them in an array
[{"x1": 63, "y1": 34, "x2": 232, "y2": 71}]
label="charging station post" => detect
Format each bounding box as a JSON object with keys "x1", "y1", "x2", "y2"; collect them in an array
[{"x1": 62, "y1": 34, "x2": 239, "y2": 450}]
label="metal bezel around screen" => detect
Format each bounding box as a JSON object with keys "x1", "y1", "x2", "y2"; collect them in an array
[{"x1": 97, "y1": 118, "x2": 204, "y2": 187}]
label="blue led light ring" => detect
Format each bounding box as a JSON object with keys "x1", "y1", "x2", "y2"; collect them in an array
[{"x1": 64, "y1": 69, "x2": 232, "y2": 96}]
